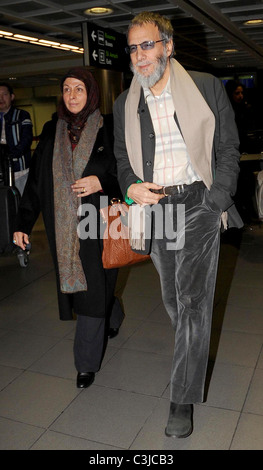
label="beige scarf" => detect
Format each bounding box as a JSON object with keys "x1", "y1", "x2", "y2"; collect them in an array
[
  {"x1": 125, "y1": 58, "x2": 215, "y2": 187},
  {"x1": 53, "y1": 110, "x2": 103, "y2": 293},
  {"x1": 124, "y1": 59, "x2": 228, "y2": 248}
]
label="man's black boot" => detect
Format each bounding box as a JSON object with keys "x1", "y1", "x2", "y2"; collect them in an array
[{"x1": 165, "y1": 402, "x2": 193, "y2": 438}]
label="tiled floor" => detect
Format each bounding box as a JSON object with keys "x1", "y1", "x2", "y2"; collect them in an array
[{"x1": 0, "y1": 218, "x2": 263, "y2": 450}]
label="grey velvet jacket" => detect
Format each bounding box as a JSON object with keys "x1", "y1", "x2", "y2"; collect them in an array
[{"x1": 113, "y1": 70, "x2": 243, "y2": 230}]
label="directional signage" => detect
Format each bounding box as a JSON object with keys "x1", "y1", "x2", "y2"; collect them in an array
[{"x1": 82, "y1": 23, "x2": 129, "y2": 71}]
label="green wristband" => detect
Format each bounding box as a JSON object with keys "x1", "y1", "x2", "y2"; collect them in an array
[{"x1": 125, "y1": 179, "x2": 142, "y2": 205}]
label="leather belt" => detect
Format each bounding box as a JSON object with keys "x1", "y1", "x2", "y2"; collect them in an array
[{"x1": 150, "y1": 180, "x2": 205, "y2": 196}]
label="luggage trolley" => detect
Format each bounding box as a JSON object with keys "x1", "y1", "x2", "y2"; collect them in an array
[{"x1": 0, "y1": 145, "x2": 31, "y2": 267}]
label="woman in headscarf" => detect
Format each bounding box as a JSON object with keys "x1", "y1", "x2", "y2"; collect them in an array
[{"x1": 13, "y1": 67, "x2": 124, "y2": 389}]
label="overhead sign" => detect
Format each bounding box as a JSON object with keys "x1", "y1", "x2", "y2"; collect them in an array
[{"x1": 82, "y1": 23, "x2": 129, "y2": 71}]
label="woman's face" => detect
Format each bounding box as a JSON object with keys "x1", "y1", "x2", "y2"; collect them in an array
[
  {"x1": 233, "y1": 86, "x2": 244, "y2": 104},
  {"x1": 62, "y1": 77, "x2": 87, "y2": 114}
]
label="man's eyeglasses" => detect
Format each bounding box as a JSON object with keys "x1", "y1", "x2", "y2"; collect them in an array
[{"x1": 125, "y1": 39, "x2": 166, "y2": 55}]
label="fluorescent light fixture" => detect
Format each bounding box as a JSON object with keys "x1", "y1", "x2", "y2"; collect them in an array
[
  {"x1": 244, "y1": 19, "x2": 263, "y2": 25},
  {"x1": 0, "y1": 28, "x2": 83, "y2": 53},
  {"x1": 0, "y1": 30, "x2": 13, "y2": 36},
  {"x1": 51, "y1": 45, "x2": 71, "y2": 51},
  {"x1": 224, "y1": 48, "x2": 238, "y2": 53},
  {"x1": 14, "y1": 34, "x2": 38, "y2": 41},
  {"x1": 30, "y1": 40, "x2": 52, "y2": 47},
  {"x1": 60, "y1": 44, "x2": 79, "y2": 49},
  {"x1": 8, "y1": 37, "x2": 28, "y2": 42},
  {"x1": 39, "y1": 39, "x2": 60, "y2": 46}
]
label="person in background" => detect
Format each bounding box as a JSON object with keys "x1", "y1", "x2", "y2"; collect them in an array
[
  {"x1": 225, "y1": 79, "x2": 255, "y2": 153},
  {"x1": 225, "y1": 79, "x2": 259, "y2": 223},
  {"x1": 113, "y1": 12, "x2": 243, "y2": 438},
  {"x1": 38, "y1": 112, "x2": 58, "y2": 141},
  {"x1": 13, "y1": 67, "x2": 124, "y2": 389},
  {"x1": 0, "y1": 82, "x2": 33, "y2": 194}
]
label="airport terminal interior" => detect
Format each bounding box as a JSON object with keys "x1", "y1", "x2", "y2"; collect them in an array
[{"x1": 0, "y1": 217, "x2": 263, "y2": 450}]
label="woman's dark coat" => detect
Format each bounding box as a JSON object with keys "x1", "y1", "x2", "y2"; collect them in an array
[{"x1": 15, "y1": 115, "x2": 122, "y2": 320}]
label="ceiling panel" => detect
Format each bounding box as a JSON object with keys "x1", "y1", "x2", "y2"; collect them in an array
[{"x1": 0, "y1": 0, "x2": 263, "y2": 87}]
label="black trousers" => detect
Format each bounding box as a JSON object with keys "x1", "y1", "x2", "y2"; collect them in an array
[
  {"x1": 73, "y1": 297, "x2": 124, "y2": 373},
  {"x1": 150, "y1": 184, "x2": 221, "y2": 404}
]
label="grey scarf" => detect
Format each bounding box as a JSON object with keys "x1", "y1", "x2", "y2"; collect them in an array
[{"x1": 53, "y1": 110, "x2": 103, "y2": 293}]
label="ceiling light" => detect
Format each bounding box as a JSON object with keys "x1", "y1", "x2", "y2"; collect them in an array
[
  {"x1": 60, "y1": 44, "x2": 79, "y2": 50},
  {"x1": 51, "y1": 45, "x2": 71, "y2": 51},
  {"x1": 14, "y1": 34, "x2": 38, "y2": 41},
  {"x1": 8, "y1": 37, "x2": 28, "y2": 42},
  {"x1": 0, "y1": 30, "x2": 13, "y2": 36},
  {"x1": 84, "y1": 7, "x2": 113, "y2": 16},
  {"x1": 39, "y1": 39, "x2": 60, "y2": 46},
  {"x1": 223, "y1": 48, "x2": 238, "y2": 53},
  {"x1": 0, "y1": 28, "x2": 83, "y2": 53},
  {"x1": 244, "y1": 19, "x2": 263, "y2": 25},
  {"x1": 30, "y1": 41, "x2": 52, "y2": 47}
]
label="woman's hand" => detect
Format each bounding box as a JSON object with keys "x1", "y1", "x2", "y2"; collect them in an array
[
  {"x1": 13, "y1": 232, "x2": 30, "y2": 250},
  {"x1": 127, "y1": 182, "x2": 165, "y2": 206},
  {"x1": 71, "y1": 175, "x2": 102, "y2": 197}
]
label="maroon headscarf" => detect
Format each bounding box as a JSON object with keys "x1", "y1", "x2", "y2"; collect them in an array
[{"x1": 57, "y1": 67, "x2": 100, "y2": 143}]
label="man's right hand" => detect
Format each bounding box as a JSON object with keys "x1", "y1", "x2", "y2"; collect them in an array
[{"x1": 127, "y1": 182, "x2": 165, "y2": 206}]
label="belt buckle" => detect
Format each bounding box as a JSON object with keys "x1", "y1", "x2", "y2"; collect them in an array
[
  {"x1": 177, "y1": 184, "x2": 185, "y2": 194},
  {"x1": 163, "y1": 186, "x2": 168, "y2": 196},
  {"x1": 163, "y1": 184, "x2": 185, "y2": 196}
]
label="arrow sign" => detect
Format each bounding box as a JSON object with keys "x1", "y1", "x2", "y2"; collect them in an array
[
  {"x1": 83, "y1": 23, "x2": 129, "y2": 70},
  {"x1": 92, "y1": 50, "x2": 98, "y2": 61}
]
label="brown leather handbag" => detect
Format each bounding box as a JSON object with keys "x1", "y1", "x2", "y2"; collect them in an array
[{"x1": 100, "y1": 199, "x2": 150, "y2": 269}]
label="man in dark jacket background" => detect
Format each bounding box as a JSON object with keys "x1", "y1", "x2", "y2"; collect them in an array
[{"x1": 0, "y1": 82, "x2": 33, "y2": 194}]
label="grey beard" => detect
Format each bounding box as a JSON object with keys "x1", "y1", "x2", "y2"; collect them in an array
[{"x1": 130, "y1": 52, "x2": 168, "y2": 89}]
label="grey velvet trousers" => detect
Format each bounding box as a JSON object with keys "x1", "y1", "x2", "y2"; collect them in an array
[{"x1": 150, "y1": 183, "x2": 221, "y2": 404}]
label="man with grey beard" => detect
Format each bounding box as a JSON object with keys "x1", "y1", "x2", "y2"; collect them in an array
[{"x1": 113, "y1": 12, "x2": 242, "y2": 438}]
